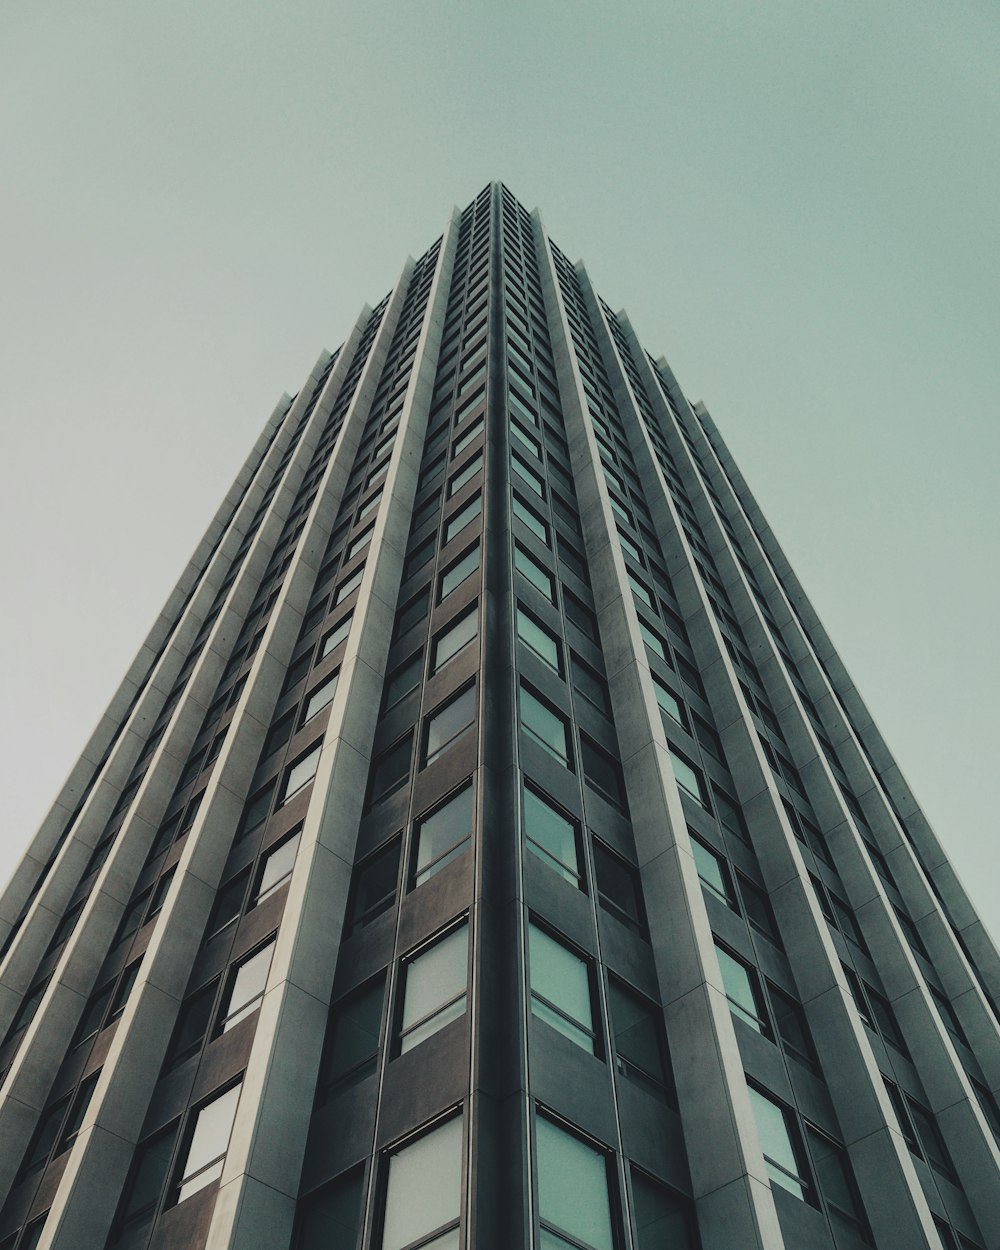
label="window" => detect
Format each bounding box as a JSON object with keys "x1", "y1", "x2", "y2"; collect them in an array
[
  {"x1": 405, "y1": 535, "x2": 436, "y2": 581},
  {"x1": 295, "y1": 1167, "x2": 365, "y2": 1250},
  {"x1": 147, "y1": 868, "x2": 175, "y2": 919},
  {"x1": 165, "y1": 979, "x2": 219, "y2": 1069},
  {"x1": 511, "y1": 449, "x2": 545, "y2": 497},
  {"x1": 571, "y1": 655, "x2": 610, "y2": 716},
  {"x1": 17, "y1": 1094, "x2": 71, "y2": 1180},
  {"x1": 668, "y1": 748, "x2": 708, "y2": 807},
  {"x1": 563, "y1": 589, "x2": 596, "y2": 641},
  {"x1": 255, "y1": 833, "x2": 302, "y2": 907},
  {"x1": 238, "y1": 781, "x2": 275, "y2": 841},
  {"x1": 174, "y1": 1081, "x2": 242, "y2": 1203},
  {"x1": 321, "y1": 613, "x2": 353, "y2": 659},
  {"x1": 690, "y1": 836, "x2": 736, "y2": 908},
  {"x1": 115, "y1": 1124, "x2": 179, "y2": 1232},
  {"x1": 205, "y1": 871, "x2": 248, "y2": 940},
  {"x1": 347, "y1": 839, "x2": 401, "y2": 933},
  {"x1": 439, "y1": 544, "x2": 480, "y2": 600},
  {"x1": 218, "y1": 938, "x2": 275, "y2": 1032},
  {"x1": 516, "y1": 606, "x2": 560, "y2": 671},
  {"x1": 806, "y1": 1127, "x2": 870, "y2": 1240},
  {"x1": 581, "y1": 736, "x2": 627, "y2": 810},
  {"x1": 535, "y1": 1114, "x2": 614, "y2": 1250},
  {"x1": 413, "y1": 783, "x2": 473, "y2": 887},
  {"x1": 110, "y1": 960, "x2": 141, "y2": 1021},
  {"x1": 347, "y1": 525, "x2": 374, "y2": 561},
  {"x1": 631, "y1": 1170, "x2": 698, "y2": 1250},
  {"x1": 769, "y1": 983, "x2": 818, "y2": 1071},
  {"x1": 114, "y1": 890, "x2": 151, "y2": 946},
  {"x1": 444, "y1": 493, "x2": 481, "y2": 543},
  {"x1": 524, "y1": 786, "x2": 581, "y2": 886},
  {"x1": 367, "y1": 736, "x2": 413, "y2": 806},
  {"x1": 746, "y1": 1084, "x2": 812, "y2": 1201},
  {"x1": 384, "y1": 652, "x2": 423, "y2": 708},
  {"x1": 528, "y1": 923, "x2": 597, "y2": 1054},
  {"x1": 592, "y1": 840, "x2": 646, "y2": 933},
  {"x1": 453, "y1": 416, "x2": 483, "y2": 457},
  {"x1": 448, "y1": 450, "x2": 483, "y2": 496},
  {"x1": 281, "y1": 742, "x2": 323, "y2": 804},
  {"x1": 381, "y1": 1114, "x2": 463, "y2": 1250},
  {"x1": 514, "y1": 543, "x2": 554, "y2": 602},
  {"x1": 608, "y1": 979, "x2": 672, "y2": 1101},
  {"x1": 715, "y1": 943, "x2": 770, "y2": 1035},
  {"x1": 738, "y1": 874, "x2": 782, "y2": 946},
  {"x1": 398, "y1": 924, "x2": 469, "y2": 1053},
  {"x1": 907, "y1": 1098, "x2": 957, "y2": 1180},
  {"x1": 318, "y1": 977, "x2": 385, "y2": 1102},
  {"x1": 303, "y1": 672, "x2": 339, "y2": 723},
  {"x1": 519, "y1": 684, "x2": 571, "y2": 766},
  {"x1": 423, "y1": 685, "x2": 476, "y2": 765},
  {"x1": 394, "y1": 589, "x2": 429, "y2": 640},
  {"x1": 334, "y1": 565, "x2": 365, "y2": 606},
  {"x1": 512, "y1": 494, "x2": 549, "y2": 543},
  {"x1": 432, "y1": 606, "x2": 478, "y2": 672}
]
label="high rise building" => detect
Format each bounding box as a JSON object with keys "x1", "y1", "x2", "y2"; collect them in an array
[{"x1": 0, "y1": 182, "x2": 997, "y2": 1250}]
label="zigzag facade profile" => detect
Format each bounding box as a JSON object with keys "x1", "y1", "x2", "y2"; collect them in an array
[{"x1": 1, "y1": 183, "x2": 998, "y2": 1250}]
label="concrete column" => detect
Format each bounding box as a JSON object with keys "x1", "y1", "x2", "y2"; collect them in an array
[
  {"x1": 532, "y1": 223, "x2": 783, "y2": 1250},
  {"x1": 32, "y1": 305, "x2": 389, "y2": 1250},
  {"x1": 205, "y1": 213, "x2": 460, "y2": 1250}
]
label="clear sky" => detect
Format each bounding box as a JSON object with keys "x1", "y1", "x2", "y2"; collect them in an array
[{"x1": 1, "y1": 2, "x2": 997, "y2": 939}]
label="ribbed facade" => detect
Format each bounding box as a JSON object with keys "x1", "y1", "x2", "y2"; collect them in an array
[{"x1": 1, "y1": 182, "x2": 998, "y2": 1250}]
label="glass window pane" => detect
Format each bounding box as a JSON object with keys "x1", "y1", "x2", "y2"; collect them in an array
[
  {"x1": 746, "y1": 1086, "x2": 809, "y2": 1200},
  {"x1": 651, "y1": 675, "x2": 686, "y2": 728},
  {"x1": 424, "y1": 686, "x2": 476, "y2": 764},
  {"x1": 368, "y1": 737, "x2": 412, "y2": 805},
  {"x1": 691, "y1": 838, "x2": 734, "y2": 907},
  {"x1": 176, "y1": 1082, "x2": 241, "y2": 1202},
  {"x1": 414, "y1": 784, "x2": 474, "y2": 886},
  {"x1": 524, "y1": 788, "x2": 580, "y2": 885},
  {"x1": 513, "y1": 495, "x2": 548, "y2": 542},
  {"x1": 385, "y1": 653, "x2": 423, "y2": 707},
  {"x1": 296, "y1": 1168, "x2": 364, "y2": 1250},
  {"x1": 609, "y1": 980, "x2": 669, "y2": 1096},
  {"x1": 303, "y1": 672, "x2": 339, "y2": 723},
  {"x1": 283, "y1": 743, "x2": 322, "y2": 803},
  {"x1": 529, "y1": 925, "x2": 594, "y2": 1052},
  {"x1": 400, "y1": 925, "x2": 469, "y2": 1053},
  {"x1": 520, "y1": 686, "x2": 570, "y2": 765},
  {"x1": 716, "y1": 944, "x2": 768, "y2": 1034},
  {"x1": 255, "y1": 830, "x2": 301, "y2": 904},
  {"x1": 632, "y1": 1171, "x2": 696, "y2": 1250},
  {"x1": 320, "y1": 976, "x2": 385, "y2": 1098},
  {"x1": 440, "y1": 546, "x2": 480, "y2": 599},
  {"x1": 348, "y1": 840, "x2": 401, "y2": 932},
  {"x1": 536, "y1": 1116, "x2": 614, "y2": 1250},
  {"x1": 581, "y1": 738, "x2": 627, "y2": 809},
  {"x1": 445, "y1": 494, "x2": 482, "y2": 544},
  {"x1": 321, "y1": 613, "x2": 353, "y2": 658},
  {"x1": 433, "y1": 607, "x2": 478, "y2": 672},
  {"x1": 220, "y1": 939, "x2": 275, "y2": 1032},
  {"x1": 121, "y1": 1125, "x2": 179, "y2": 1226},
  {"x1": 516, "y1": 607, "x2": 560, "y2": 671},
  {"x1": 668, "y1": 749, "x2": 706, "y2": 805},
  {"x1": 592, "y1": 842, "x2": 644, "y2": 932},
  {"x1": 381, "y1": 1115, "x2": 463, "y2": 1250},
  {"x1": 514, "y1": 545, "x2": 554, "y2": 602}
]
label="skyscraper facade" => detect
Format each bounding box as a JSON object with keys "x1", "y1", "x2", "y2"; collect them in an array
[{"x1": 0, "y1": 182, "x2": 997, "y2": 1250}]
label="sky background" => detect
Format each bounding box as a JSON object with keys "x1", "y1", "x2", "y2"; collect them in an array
[{"x1": 1, "y1": 2, "x2": 997, "y2": 938}]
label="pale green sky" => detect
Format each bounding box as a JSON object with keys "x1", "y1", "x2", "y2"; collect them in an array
[{"x1": 1, "y1": 1, "x2": 997, "y2": 937}]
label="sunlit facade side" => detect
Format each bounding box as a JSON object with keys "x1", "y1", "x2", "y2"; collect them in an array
[{"x1": 0, "y1": 183, "x2": 998, "y2": 1250}]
